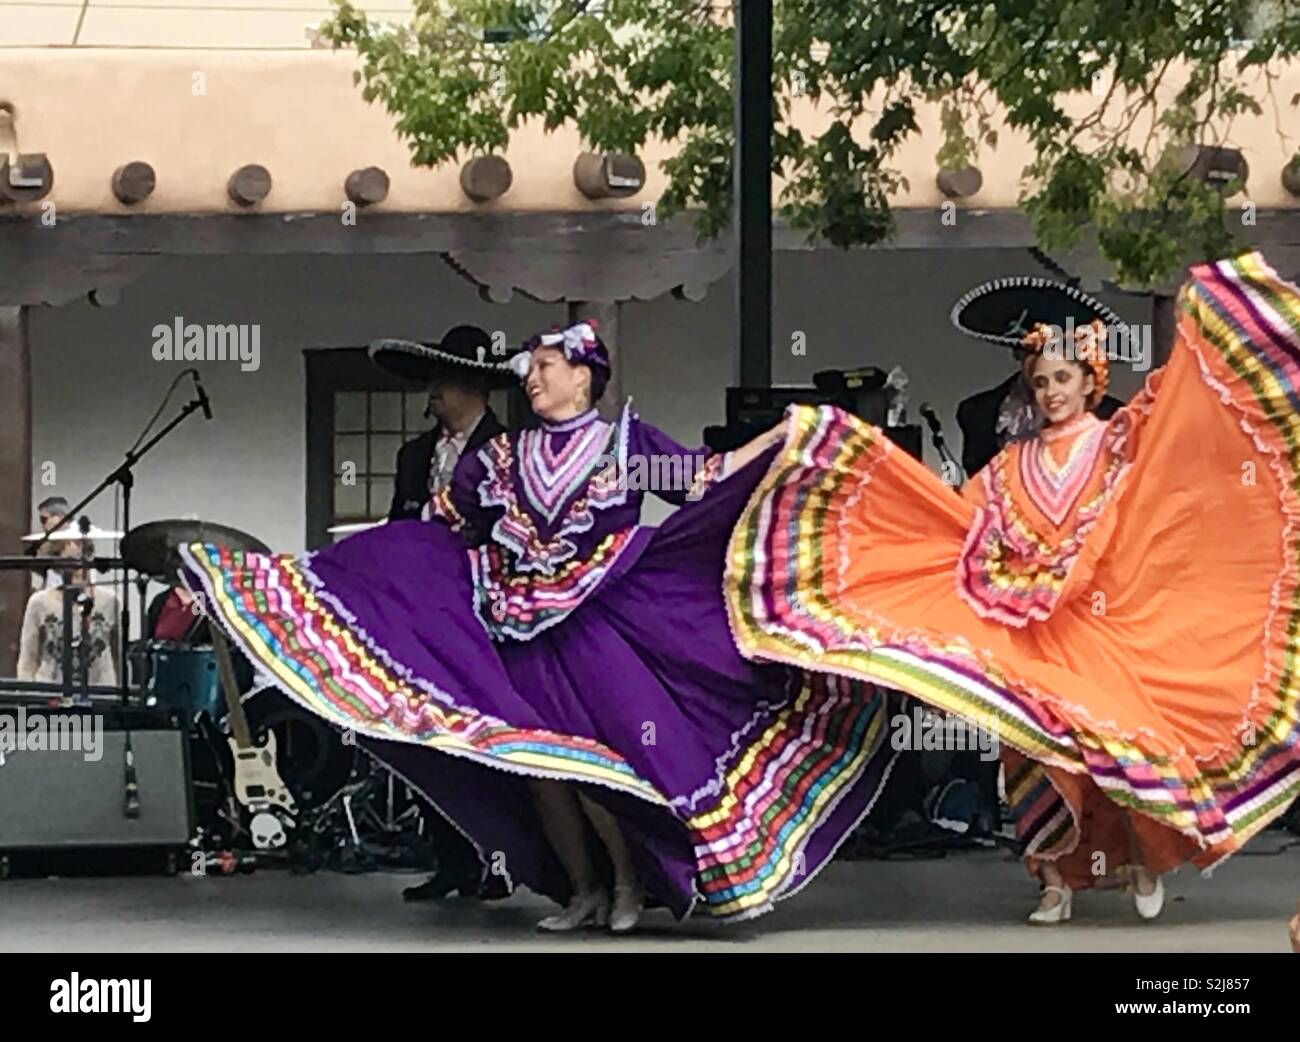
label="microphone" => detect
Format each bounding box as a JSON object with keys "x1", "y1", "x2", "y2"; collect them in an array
[
  {"x1": 919, "y1": 403, "x2": 943, "y2": 437},
  {"x1": 919, "y1": 403, "x2": 964, "y2": 488},
  {"x1": 191, "y1": 370, "x2": 213, "y2": 420}
]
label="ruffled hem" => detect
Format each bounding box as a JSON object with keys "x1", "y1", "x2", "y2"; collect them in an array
[
  {"x1": 181, "y1": 542, "x2": 670, "y2": 803},
  {"x1": 181, "y1": 537, "x2": 894, "y2": 922}
]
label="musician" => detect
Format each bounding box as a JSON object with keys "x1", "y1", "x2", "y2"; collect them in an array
[
  {"x1": 17, "y1": 537, "x2": 119, "y2": 689},
  {"x1": 145, "y1": 582, "x2": 255, "y2": 692},
  {"x1": 25, "y1": 496, "x2": 70, "y2": 591},
  {"x1": 383, "y1": 326, "x2": 509, "y2": 522},
  {"x1": 147, "y1": 583, "x2": 207, "y2": 643},
  {"x1": 370, "y1": 324, "x2": 513, "y2": 901}
]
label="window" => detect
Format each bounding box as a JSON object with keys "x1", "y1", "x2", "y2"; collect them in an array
[
  {"x1": 305, "y1": 348, "x2": 519, "y2": 549},
  {"x1": 305, "y1": 349, "x2": 425, "y2": 548},
  {"x1": 330, "y1": 388, "x2": 429, "y2": 532}
]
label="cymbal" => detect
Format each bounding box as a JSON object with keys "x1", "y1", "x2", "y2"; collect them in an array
[
  {"x1": 23, "y1": 525, "x2": 125, "y2": 542},
  {"x1": 121, "y1": 519, "x2": 270, "y2": 580}
]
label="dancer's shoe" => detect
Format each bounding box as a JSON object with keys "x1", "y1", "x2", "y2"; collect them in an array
[
  {"x1": 1027, "y1": 885, "x2": 1072, "y2": 924},
  {"x1": 537, "y1": 890, "x2": 610, "y2": 932},
  {"x1": 609, "y1": 884, "x2": 644, "y2": 934},
  {"x1": 1132, "y1": 873, "x2": 1164, "y2": 920}
]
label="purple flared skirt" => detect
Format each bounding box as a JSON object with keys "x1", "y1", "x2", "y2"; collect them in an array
[{"x1": 181, "y1": 456, "x2": 896, "y2": 921}]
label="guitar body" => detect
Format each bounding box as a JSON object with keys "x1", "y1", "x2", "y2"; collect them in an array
[
  {"x1": 210, "y1": 630, "x2": 296, "y2": 849},
  {"x1": 226, "y1": 729, "x2": 296, "y2": 816}
]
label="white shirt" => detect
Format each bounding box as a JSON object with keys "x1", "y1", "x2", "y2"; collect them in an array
[
  {"x1": 421, "y1": 411, "x2": 485, "y2": 520},
  {"x1": 17, "y1": 585, "x2": 120, "y2": 686},
  {"x1": 32, "y1": 568, "x2": 64, "y2": 592}
]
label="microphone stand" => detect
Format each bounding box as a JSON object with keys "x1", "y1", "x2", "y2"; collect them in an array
[
  {"x1": 31, "y1": 386, "x2": 209, "y2": 706},
  {"x1": 921, "y1": 408, "x2": 966, "y2": 489}
]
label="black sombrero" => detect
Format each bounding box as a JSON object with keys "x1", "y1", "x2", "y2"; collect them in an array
[
  {"x1": 950, "y1": 276, "x2": 1139, "y2": 363},
  {"x1": 368, "y1": 324, "x2": 520, "y2": 387}
]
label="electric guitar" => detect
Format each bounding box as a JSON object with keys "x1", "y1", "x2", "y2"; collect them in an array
[{"x1": 211, "y1": 631, "x2": 296, "y2": 849}]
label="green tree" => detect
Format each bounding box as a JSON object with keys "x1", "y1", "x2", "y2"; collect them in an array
[{"x1": 321, "y1": 1, "x2": 1300, "y2": 286}]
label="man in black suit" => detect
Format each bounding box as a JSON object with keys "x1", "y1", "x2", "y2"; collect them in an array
[
  {"x1": 383, "y1": 326, "x2": 509, "y2": 523},
  {"x1": 369, "y1": 324, "x2": 514, "y2": 902}
]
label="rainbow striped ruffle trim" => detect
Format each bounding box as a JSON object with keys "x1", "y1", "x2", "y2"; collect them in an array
[{"x1": 180, "y1": 542, "x2": 889, "y2": 920}]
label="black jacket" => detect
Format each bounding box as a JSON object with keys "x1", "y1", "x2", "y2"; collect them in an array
[
  {"x1": 957, "y1": 375, "x2": 1123, "y2": 479},
  {"x1": 387, "y1": 408, "x2": 506, "y2": 522}
]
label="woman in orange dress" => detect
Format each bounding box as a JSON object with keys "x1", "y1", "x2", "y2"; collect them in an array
[{"x1": 725, "y1": 250, "x2": 1300, "y2": 924}]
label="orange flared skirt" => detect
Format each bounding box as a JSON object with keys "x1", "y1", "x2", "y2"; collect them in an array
[{"x1": 725, "y1": 251, "x2": 1300, "y2": 884}]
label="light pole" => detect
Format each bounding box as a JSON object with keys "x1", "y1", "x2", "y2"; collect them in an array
[{"x1": 734, "y1": 0, "x2": 773, "y2": 389}]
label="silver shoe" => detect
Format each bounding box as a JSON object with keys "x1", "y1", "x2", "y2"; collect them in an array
[
  {"x1": 609, "y1": 883, "x2": 644, "y2": 934},
  {"x1": 537, "y1": 890, "x2": 610, "y2": 932}
]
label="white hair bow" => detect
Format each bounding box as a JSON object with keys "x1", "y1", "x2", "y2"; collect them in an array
[{"x1": 539, "y1": 321, "x2": 598, "y2": 360}]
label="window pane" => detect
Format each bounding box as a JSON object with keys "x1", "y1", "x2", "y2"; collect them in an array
[
  {"x1": 334, "y1": 434, "x2": 367, "y2": 478},
  {"x1": 369, "y1": 477, "x2": 395, "y2": 520},
  {"x1": 334, "y1": 480, "x2": 367, "y2": 518},
  {"x1": 489, "y1": 389, "x2": 511, "y2": 420},
  {"x1": 370, "y1": 434, "x2": 405, "y2": 473},
  {"x1": 335, "y1": 392, "x2": 367, "y2": 432},
  {"x1": 371, "y1": 392, "x2": 403, "y2": 432}
]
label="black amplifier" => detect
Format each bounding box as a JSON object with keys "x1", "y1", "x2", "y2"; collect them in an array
[
  {"x1": 0, "y1": 703, "x2": 193, "y2": 873},
  {"x1": 705, "y1": 384, "x2": 921, "y2": 460}
]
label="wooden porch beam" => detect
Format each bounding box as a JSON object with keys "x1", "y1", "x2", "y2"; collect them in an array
[{"x1": 0, "y1": 306, "x2": 32, "y2": 675}]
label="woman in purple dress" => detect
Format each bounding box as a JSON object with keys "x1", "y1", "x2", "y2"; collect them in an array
[{"x1": 182, "y1": 321, "x2": 898, "y2": 931}]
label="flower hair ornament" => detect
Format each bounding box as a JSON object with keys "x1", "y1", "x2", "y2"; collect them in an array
[
  {"x1": 507, "y1": 320, "x2": 612, "y2": 381},
  {"x1": 1019, "y1": 318, "x2": 1111, "y2": 406}
]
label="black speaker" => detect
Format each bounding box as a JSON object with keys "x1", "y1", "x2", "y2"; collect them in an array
[
  {"x1": 705, "y1": 384, "x2": 921, "y2": 460},
  {"x1": 0, "y1": 705, "x2": 192, "y2": 862}
]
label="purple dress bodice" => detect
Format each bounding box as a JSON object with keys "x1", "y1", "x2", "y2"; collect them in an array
[{"x1": 431, "y1": 402, "x2": 718, "y2": 640}]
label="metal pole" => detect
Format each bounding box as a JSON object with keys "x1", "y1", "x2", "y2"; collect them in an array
[{"x1": 734, "y1": 0, "x2": 773, "y2": 389}]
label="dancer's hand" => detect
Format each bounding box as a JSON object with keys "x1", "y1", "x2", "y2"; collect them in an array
[
  {"x1": 726, "y1": 420, "x2": 787, "y2": 475},
  {"x1": 1290, "y1": 900, "x2": 1300, "y2": 953}
]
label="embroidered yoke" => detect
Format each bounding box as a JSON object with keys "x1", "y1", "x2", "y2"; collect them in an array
[
  {"x1": 956, "y1": 411, "x2": 1135, "y2": 627},
  {"x1": 431, "y1": 402, "x2": 722, "y2": 640}
]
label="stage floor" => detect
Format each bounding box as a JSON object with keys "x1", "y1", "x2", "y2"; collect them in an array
[{"x1": 4, "y1": 838, "x2": 1297, "y2": 952}]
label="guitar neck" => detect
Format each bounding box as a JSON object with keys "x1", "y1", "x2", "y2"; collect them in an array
[{"x1": 210, "y1": 631, "x2": 254, "y2": 749}]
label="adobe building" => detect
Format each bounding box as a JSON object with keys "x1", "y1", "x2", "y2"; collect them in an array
[{"x1": 3, "y1": 7, "x2": 1300, "y2": 667}]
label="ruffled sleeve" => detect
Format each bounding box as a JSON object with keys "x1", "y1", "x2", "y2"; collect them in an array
[{"x1": 628, "y1": 418, "x2": 724, "y2": 505}]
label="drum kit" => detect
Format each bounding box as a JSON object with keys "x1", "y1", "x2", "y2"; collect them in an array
[{"x1": 14, "y1": 516, "x2": 437, "y2": 877}]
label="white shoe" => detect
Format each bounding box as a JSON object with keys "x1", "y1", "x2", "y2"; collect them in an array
[
  {"x1": 1027, "y1": 885, "x2": 1073, "y2": 924},
  {"x1": 609, "y1": 884, "x2": 644, "y2": 934},
  {"x1": 1133, "y1": 874, "x2": 1164, "y2": 920},
  {"x1": 537, "y1": 889, "x2": 609, "y2": 932}
]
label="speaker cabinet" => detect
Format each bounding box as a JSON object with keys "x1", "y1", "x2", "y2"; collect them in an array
[{"x1": 0, "y1": 706, "x2": 192, "y2": 855}]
